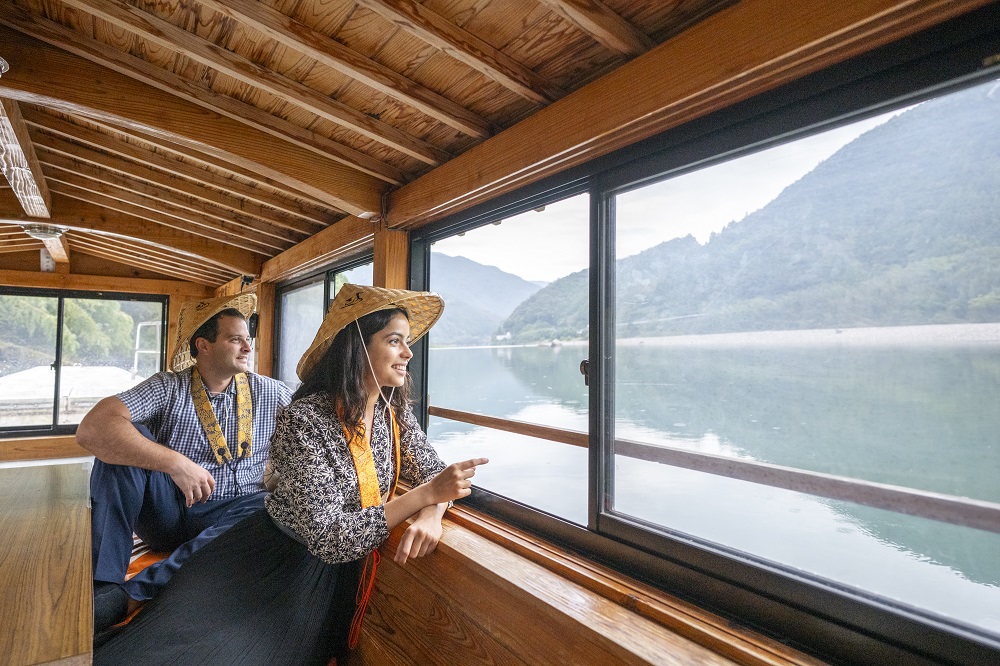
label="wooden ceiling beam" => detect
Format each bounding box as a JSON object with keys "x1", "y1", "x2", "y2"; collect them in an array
[
  {"x1": 21, "y1": 107, "x2": 336, "y2": 227},
  {"x1": 70, "y1": 234, "x2": 228, "y2": 286},
  {"x1": 0, "y1": 241, "x2": 41, "y2": 254},
  {"x1": 260, "y1": 215, "x2": 374, "y2": 284},
  {"x1": 59, "y1": 0, "x2": 448, "y2": 166},
  {"x1": 0, "y1": 97, "x2": 51, "y2": 217},
  {"x1": 46, "y1": 181, "x2": 285, "y2": 256},
  {"x1": 0, "y1": 267, "x2": 215, "y2": 298},
  {"x1": 77, "y1": 116, "x2": 345, "y2": 214},
  {"x1": 386, "y1": 0, "x2": 992, "y2": 229},
  {"x1": 38, "y1": 154, "x2": 305, "y2": 246},
  {"x1": 0, "y1": 8, "x2": 405, "y2": 186},
  {"x1": 0, "y1": 194, "x2": 265, "y2": 275},
  {"x1": 536, "y1": 0, "x2": 654, "y2": 56},
  {"x1": 353, "y1": 0, "x2": 565, "y2": 104},
  {"x1": 32, "y1": 132, "x2": 321, "y2": 236},
  {"x1": 198, "y1": 0, "x2": 492, "y2": 139},
  {"x1": 0, "y1": 21, "x2": 384, "y2": 216},
  {"x1": 41, "y1": 234, "x2": 70, "y2": 264}
]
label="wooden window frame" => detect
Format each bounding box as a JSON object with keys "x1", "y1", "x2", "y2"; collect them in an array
[{"x1": 411, "y1": 8, "x2": 1000, "y2": 663}]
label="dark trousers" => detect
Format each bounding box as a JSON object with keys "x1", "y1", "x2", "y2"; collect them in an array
[{"x1": 90, "y1": 458, "x2": 266, "y2": 601}]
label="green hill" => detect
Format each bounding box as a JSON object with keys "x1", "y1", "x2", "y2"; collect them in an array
[
  {"x1": 501, "y1": 79, "x2": 1000, "y2": 341},
  {"x1": 429, "y1": 252, "x2": 543, "y2": 345}
]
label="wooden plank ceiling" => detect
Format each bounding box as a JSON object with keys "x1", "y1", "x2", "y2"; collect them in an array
[{"x1": 0, "y1": 0, "x2": 729, "y2": 287}]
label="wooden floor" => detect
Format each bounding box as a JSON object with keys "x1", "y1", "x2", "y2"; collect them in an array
[{"x1": 0, "y1": 462, "x2": 92, "y2": 665}]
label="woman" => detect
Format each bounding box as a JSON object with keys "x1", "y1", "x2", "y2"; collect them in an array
[{"x1": 96, "y1": 285, "x2": 487, "y2": 665}]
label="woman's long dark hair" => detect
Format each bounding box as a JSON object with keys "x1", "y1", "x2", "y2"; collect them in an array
[{"x1": 293, "y1": 307, "x2": 412, "y2": 439}]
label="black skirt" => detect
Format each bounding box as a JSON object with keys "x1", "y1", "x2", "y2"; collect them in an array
[{"x1": 95, "y1": 509, "x2": 363, "y2": 666}]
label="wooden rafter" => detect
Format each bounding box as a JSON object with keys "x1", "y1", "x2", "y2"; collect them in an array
[
  {"x1": 0, "y1": 194, "x2": 264, "y2": 275},
  {"x1": 385, "y1": 0, "x2": 994, "y2": 228},
  {"x1": 536, "y1": 0, "x2": 654, "y2": 56},
  {"x1": 32, "y1": 134, "x2": 321, "y2": 237},
  {"x1": 46, "y1": 178, "x2": 287, "y2": 256},
  {"x1": 198, "y1": 0, "x2": 492, "y2": 139},
  {"x1": 37, "y1": 153, "x2": 301, "y2": 245},
  {"x1": 69, "y1": 233, "x2": 231, "y2": 285},
  {"x1": 21, "y1": 108, "x2": 335, "y2": 227},
  {"x1": 0, "y1": 97, "x2": 51, "y2": 217},
  {"x1": 353, "y1": 0, "x2": 565, "y2": 104},
  {"x1": 72, "y1": 116, "x2": 340, "y2": 219},
  {"x1": 260, "y1": 215, "x2": 375, "y2": 283},
  {"x1": 59, "y1": 0, "x2": 449, "y2": 165},
  {"x1": 0, "y1": 5, "x2": 406, "y2": 186},
  {"x1": 0, "y1": 22, "x2": 384, "y2": 215}
]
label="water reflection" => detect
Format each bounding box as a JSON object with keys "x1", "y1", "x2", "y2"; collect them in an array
[{"x1": 428, "y1": 339, "x2": 1000, "y2": 635}]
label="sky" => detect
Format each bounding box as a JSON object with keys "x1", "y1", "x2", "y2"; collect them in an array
[{"x1": 432, "y1": 110, "x2": 902, "y2": 283}]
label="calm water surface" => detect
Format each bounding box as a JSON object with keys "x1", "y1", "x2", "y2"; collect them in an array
[{"x1": 427, "y1": 336, "x2": 1000, "y2": 636}]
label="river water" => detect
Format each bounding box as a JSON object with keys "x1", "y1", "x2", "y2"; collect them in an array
[{"x1": 426, "y1": 325, "x2": 1000, "y2": 638}]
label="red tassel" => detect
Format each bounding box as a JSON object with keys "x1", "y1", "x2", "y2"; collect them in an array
[{"x1": 347, "y1": 550, "x2": 380, "y2": 649}]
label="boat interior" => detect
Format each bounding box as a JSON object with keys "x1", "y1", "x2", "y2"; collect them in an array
[{"x1": 2, "y1": 0, "x2": 1000, "y2": 664}]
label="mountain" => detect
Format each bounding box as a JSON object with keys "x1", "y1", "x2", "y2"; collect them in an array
[
  {"x1": 429, "y1": 252, "x2": 543, "y2": 345},
  {"x1": 500, "y1": 80, "x2": 1000, "y2": 341}
]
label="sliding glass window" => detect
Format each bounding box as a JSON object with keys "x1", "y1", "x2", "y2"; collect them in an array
[
  {"x1": 607, "y1": 77, "x2": 1000, "y2": 640},
  {"x1": 276, "y1": 261, "x2": 372, "y2": 390},
  {"x1": 0, "y1": 290, "x2": 166, "y2": 434},
  {"x1": 424, "y1": 196, "x2": 591, "y2": 525}
]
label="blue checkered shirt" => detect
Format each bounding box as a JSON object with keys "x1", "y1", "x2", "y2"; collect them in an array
[{"x1": 118, "y1": 368, "x2": 293, "y2": 499}]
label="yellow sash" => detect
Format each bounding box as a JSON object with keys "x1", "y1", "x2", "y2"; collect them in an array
[
  {"x1": 340, "y1": 406, "x2": 401, "y2": 507},
  {"x1": 190, "y1": 368, "x2": 253, "y2": 464},
  {"x1": 343, "y1": 404, "x2": 402, "y2": 651}
]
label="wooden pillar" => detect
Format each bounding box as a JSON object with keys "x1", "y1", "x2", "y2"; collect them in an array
[
  {"x1": 373, "y1": 225, "x2": 409, "y2": 289},
  {"x1": 254, "y1": 280, "x2": 276, "y2": 378},
  {"x1": 165, "y1": 295, "x2": 184, "y2": 369}
]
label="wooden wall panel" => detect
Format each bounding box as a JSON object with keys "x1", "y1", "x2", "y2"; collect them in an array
[{"x1": 354, "y1": 510, "x2": 820, "y2": 666}]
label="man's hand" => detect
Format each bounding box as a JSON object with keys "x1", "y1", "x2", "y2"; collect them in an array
[{"x1": 168, "y1": 456, "x2": 216, "y2": 507}]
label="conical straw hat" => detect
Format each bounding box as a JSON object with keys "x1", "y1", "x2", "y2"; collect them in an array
[
  {"x1": 297, "y1": 284, "x2": 444, "y2": 381},
  {"x1": 171, "y1": 292, "x2": 257, "y2": 372}
]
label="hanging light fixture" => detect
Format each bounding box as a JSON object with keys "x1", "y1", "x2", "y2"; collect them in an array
[
  {"x1": 21, "y1": 224, "x2": 66, "y2": 241},
  {"x1": 0, "y1": 56, "x2": 9, "y2": 78}
]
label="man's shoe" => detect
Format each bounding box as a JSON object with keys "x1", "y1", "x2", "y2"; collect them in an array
[{"x1": 93, "y1": 583, "x2": 129, "y2": 633}]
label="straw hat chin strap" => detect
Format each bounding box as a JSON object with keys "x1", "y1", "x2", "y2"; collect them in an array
[{"x1": 356, "y1": 319, "x2": 394, "y2": 423}]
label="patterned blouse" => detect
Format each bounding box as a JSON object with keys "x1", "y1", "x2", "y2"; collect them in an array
[{"x1": 265, "y1": 391, "x2": 447, "y2": 564}]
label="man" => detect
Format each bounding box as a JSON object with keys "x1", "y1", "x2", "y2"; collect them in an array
[{"x1": 77, "y1": 292, "x2": 292, "y2": 634}]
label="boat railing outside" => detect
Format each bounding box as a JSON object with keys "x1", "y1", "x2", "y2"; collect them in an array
[{"x1": 428, "y1": 405, "x2": 1000, "y2": 536}]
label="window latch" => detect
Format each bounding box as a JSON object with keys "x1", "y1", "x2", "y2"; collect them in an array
[{"x1": 579, "y1": 359, "x2": 589, "y2": 386}]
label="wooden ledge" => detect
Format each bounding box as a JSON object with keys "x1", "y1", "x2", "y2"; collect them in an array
[
  {"x1": 360, "y1": 504, "x2": 822, "y2": 665},
  {"x1": 0, "y1": 436, "x2": 88, "y2": 463}
]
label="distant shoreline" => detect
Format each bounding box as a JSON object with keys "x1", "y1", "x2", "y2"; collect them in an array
[
  {"x1": 433, "y1": 323, "x2": 1000, "y2": 350},
  {"x1": 619, "y1": 323, "x2": 1000, "y2": 347}
]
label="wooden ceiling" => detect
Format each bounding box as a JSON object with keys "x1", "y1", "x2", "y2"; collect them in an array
[{"x1": 0, "y1": 0, "x2": 729, "y2": 287}]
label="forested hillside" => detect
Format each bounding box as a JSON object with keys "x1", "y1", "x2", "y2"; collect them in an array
[
  {"x1": 501, "y1": 79, "x2": 1000, "y2": 342},
  {"x1": 429, "y1": 252, "x2": 543, "y2": 345},
  {"x1": 0, "y1": 297, "x2": 162, "y2": 375}
]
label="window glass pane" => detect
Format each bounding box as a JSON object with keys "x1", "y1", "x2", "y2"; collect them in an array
[
  {"x1": 328, "y1": 262, "x2": 372, "y2": 308},
  {"x1": 0, "y1": 294, "x2": 57, "y2": 428},
  {"x1": 278, "y1": 280, "x2": 325, "y2": 389},
  {"x1": 59, "y1": 298, "x2": 164, "y2": 425},
  {"x1": 611, "y1": 78, "x2": 1000, "y2": 634},
  {"x1": 428, "y1": 194, "x2": 590, "y2": 524}
]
